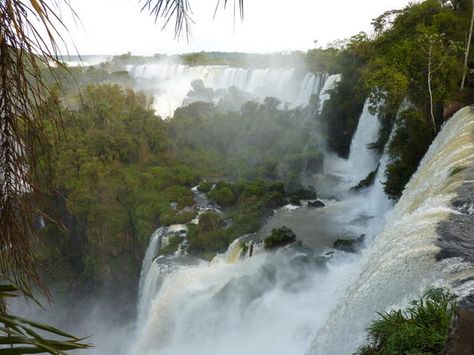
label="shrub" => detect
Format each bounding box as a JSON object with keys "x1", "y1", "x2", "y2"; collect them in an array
[
  {"x1": 356, "y1": 288, "x2": 457, "y2": 355},
  {"x1": 197, "y1": 180, "x2": 214, "y2": 193},
  {"x1": 263, "y1": 226, "x2": 297, "y2": 250},
  {"x1": 208, "y1": 186, "x2": 236, "y2": 206}
]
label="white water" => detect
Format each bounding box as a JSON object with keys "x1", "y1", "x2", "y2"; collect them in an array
[
  {"x1": 130, "y1": 92, "x2": 395, "y2": 355},
  {"x1": 318, "y1": 74, "x2": 341, "y2": 113},
  {"x1": 323, "y1": 100, "x2": 381, "y2": 188},
  {"x1": 130, "y1": 97, "x2": 474, "y2": 355},
  {"x1": 127, "y1": 62, "x2": 328, "y2": 117},
  {"x1": 311, "y1": 106, "x2": 474, "y2": 354},
  {"x1": 133, "y1": 247, "x2": 360, "y2": 355}
]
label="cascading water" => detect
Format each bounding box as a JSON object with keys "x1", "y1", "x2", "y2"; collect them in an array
[
  {"x1": 318, "y1": 74, "x2": 341, "y2": 113},
  {"x1": 345, "y1": 102, "x2": 381, "y2": 185},
  {"x1": 323, "y1": 100, "x2": 381, "y2": 188},
  {"x1": 131, "y1": 105, "x2": 474, "y2": 355},
  {"x1": 127, "y1": 62, "x2": 328, "y2": 117},
  {"x1": 126, "y1": 52, "x2": 474, "y2": 355},
  {"x1": 310, "y1": 106, "x2": 474, "y2": 354},
  {"x1": 131, "y1": 92, "x2": 392, "y2": 355},
  {"x1": 133, "y1": 240, "x2": 360, "y2": 355}
]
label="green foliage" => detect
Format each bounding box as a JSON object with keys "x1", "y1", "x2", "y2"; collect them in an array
[
  {"x1": 320, "y1": 33, "x2": 372, "y2": 157},
  {"x1": 170, "y1": 98, "x2": 324, "y2": 186},
  {"x1": 197, "y1": 181, "x2": 214, "y2": 193},
  {"x1": 208, "y1": 186, "x2": 236, "y2": 206},
  {"x1": 263, "y1": 226, "x2": 297, "y2": 250},
  {"x1": 305, "y1": 47, "x2": 342, "y2": 74},
  {"x1": 0, "y1": 281, "x2": 90, "y2": 354},
  {"x1": 158, "y1": 235, "x2": 183, "y2": 256},
  {"x1": 37, "y1": 85, "x2": 198, "y2": 285},
  {"x1": 321, "y1": 0, "x2": 471, "y2": 192},
  {"x1": 187, "y1": 212, "x2": 231, "y2": 258},
  {"x1": 186, "y1": 180, "x2": 287, "y2": 258},
  {"x1": 384, "y1": 108, "x2": 435, "y2": 199},
  {"x1": 356, "y1": 288, "x2": 457, "y2": 355}
]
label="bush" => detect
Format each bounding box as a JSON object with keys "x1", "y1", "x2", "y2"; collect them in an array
[
  {"x1": 197, "y1": 180, "x2": 214, "y2": 193},
  {"x1": 208, "y1": 186, "x2": 236, "y2": 206},
  {"x1": 263, "y1": 226, "x2": 297, "y2": 250},
  {"x1": 356, "y1": 288, "x2": 457, "y2": 355},
  {"x1": 158, "y1": 235, "x2": 183, "y2": 255}
]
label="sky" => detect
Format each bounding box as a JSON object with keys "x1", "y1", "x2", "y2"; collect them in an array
[{"x1": 63, "y1": 0, "x2": 414, "y2": 55}]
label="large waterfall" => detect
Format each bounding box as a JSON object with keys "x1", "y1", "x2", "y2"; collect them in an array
[
  {"x1": 311, "y1": 106, "x2": 474, "y2": 354},
  {"x1": 130, "y1": 103, "x2": 474, "y2": 355},
  {"x1": 127, "y1": 62, "x2": 330, "y2": 117}
]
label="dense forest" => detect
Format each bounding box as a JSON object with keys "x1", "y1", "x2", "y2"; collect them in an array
[{"x1": 36, "y1": 72, "x2": 322, "y2": 294}]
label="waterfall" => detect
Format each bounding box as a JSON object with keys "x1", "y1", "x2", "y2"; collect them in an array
[
  {"x1": 310, "y1": 106, "x2": 474, "y2": 354},
  {"x1": 137, "y1": 224, "x2": 188, "y2": 323},
  {"x1": 345, "y1": 101, "x2": 381, "y2": 186},
  {"x1": 318, "y1": 74, "x2": 341, "y2": 113},
  {"x1": 127, "y1": 63, "x2": 328, "y2": 117},
  {"x1": 323, "y1": 100, "x2": 381, "y2": 188},
  {"x1": 130, "y1": 95, "x2": 474, "y2": 355},
  {"x1": 132, "y1": 245, "x2": 360, "y2": 355}
]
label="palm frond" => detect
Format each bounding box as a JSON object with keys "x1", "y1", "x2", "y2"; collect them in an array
[
  {"x1": 0, "y1": 0, "x2": 76, "y2": 295},
  {"x1": 141, "y1": 0, "x2": 244, "y2": 39}
]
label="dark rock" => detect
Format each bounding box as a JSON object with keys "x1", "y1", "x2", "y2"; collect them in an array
[
  {"x1": 436, "y1": 167, "x2": 474, "y2": 262},
  {"x1": 333, "y1": 234, "x2": 365, "y2": 253},
  {"x1": 443, "y1": 307, "x2": 474, "y2": 355},
  {"x1": 308, "y1": 199, "x2": 325, "y2": 208}
]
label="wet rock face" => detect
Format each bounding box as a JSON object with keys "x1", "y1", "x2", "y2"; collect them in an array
[
  {"x1": 443, "y1": 307, "x2": 474, "y2": 355},
  {"x1": 436, "y1": 167, "x2": 474, "y2": 262}
]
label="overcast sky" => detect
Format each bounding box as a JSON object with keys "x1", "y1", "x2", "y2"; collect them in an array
[{"x1": 64, "y1": 0, "x2": 414, "y2": 55}]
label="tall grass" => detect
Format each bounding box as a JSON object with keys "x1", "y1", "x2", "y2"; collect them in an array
[{"x1": 356, "y1": 288, "x2": 457, "y2": 355}]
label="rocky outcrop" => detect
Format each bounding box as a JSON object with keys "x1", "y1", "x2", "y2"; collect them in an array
[{"x1": 444, "y1": 307, "x2": 474, "y2": 355}]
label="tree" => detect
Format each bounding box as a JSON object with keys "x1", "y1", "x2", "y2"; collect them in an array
[
  {"x1": 419, "y1": 33, "x2": 463, "y2": 132},
  {"x1": 460, "y1": 0, "x2": 474, "y2": 90}
]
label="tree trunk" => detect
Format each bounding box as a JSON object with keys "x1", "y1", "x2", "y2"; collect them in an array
[
  {"x1": 460, "y1": 0, "x2": 474, "y2": 90},
  {"x1": 428, "y1": 45, "x2": 437, "y2": 133}
]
